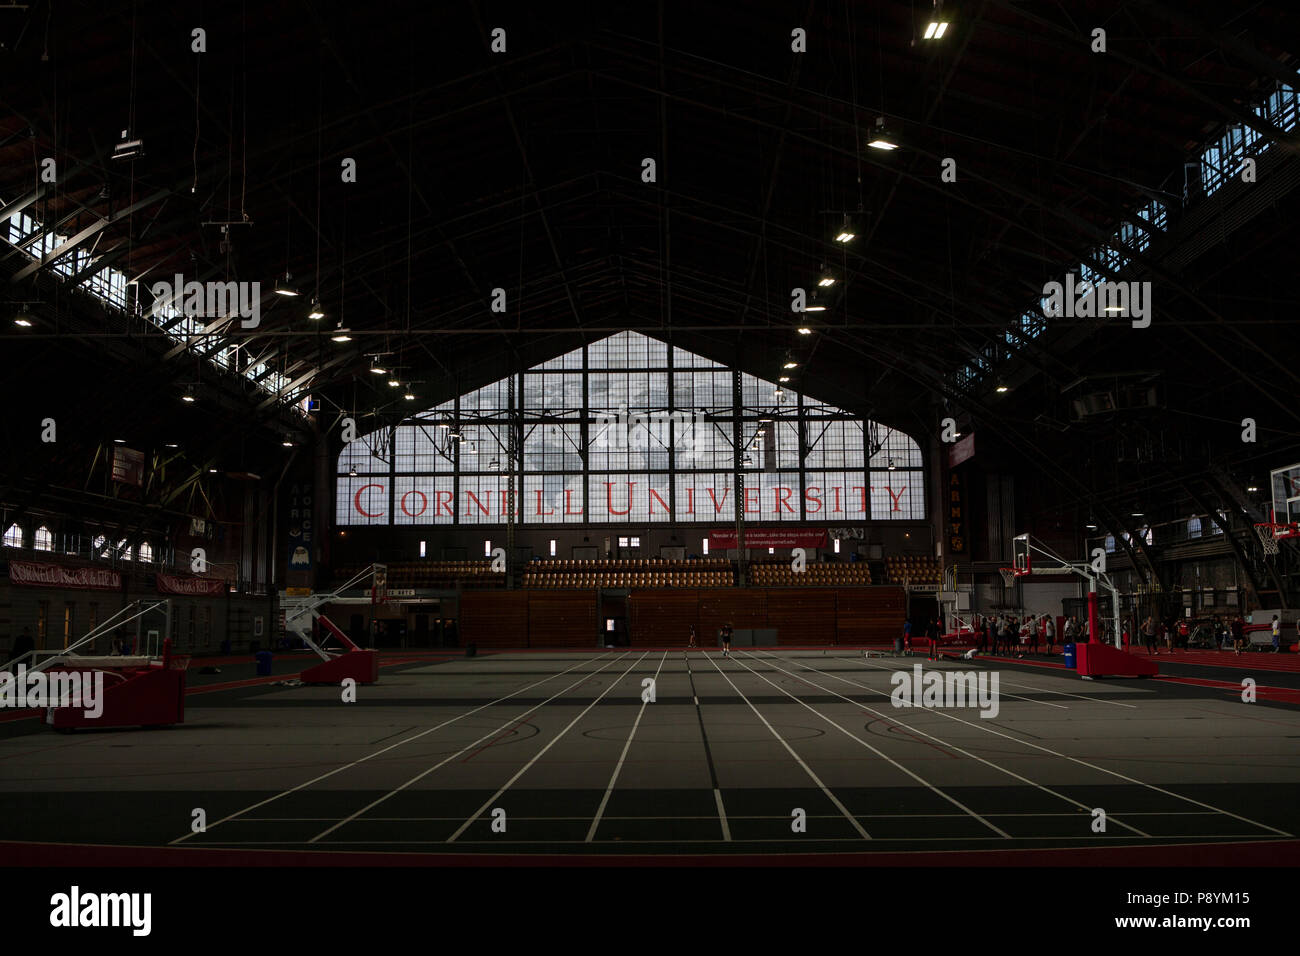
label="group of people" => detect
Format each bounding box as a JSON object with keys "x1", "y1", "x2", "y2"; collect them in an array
[
  {"x1": 1126, "y1": 613, "x2": 1285, "y2": 655},
  {"x1": 687, "y1": 623, "x2": 734, "y2": 655},
  {"x1": 974, "y1": 613, "x2": 1082, "y2": 658},
  {"x1": 899, "y1": 613, "x2": 1089, "y2": 659}
]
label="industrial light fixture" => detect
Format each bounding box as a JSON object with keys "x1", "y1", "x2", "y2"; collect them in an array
[
  {"x1": 1086, "y1": 523, "x2": 1098, "y2": 530},
  {"x1": 370, "y1": 365, "x2": 387, "y2": 375},
  {"x1": 387, "y1": 379, "x2": 403, "y2": 387},
  {"x1": 803, "y1": 305, "x2": 827, "y2": 312},
  {"x1": 13, "y1": 313, "x2": 33, "y2": 327},
  {"x1": 783, "y1": 361, "x2": 798, "y2": 369},
  {"x1": 307, "y1": 297, "x2": 325, "y2": 319},
  {"x1": 488, "y1": 458, "x2": 500, "y2": 470},
  {"x1": 181, "y1": 391, "x2": 196, "y2": 403},
  {"x1": 111, "y1": 130, "x2": 145, "y2": 161},
  {"x1": 817, "y1": 274, "x2": 836, "y2": 288},
  {"x1": 404, "y1": 391, "x2": 416, "y2": 400},
  {"x1": 867, "y1": 117, "x2": 899, "y2": 151},
  {"x1": 923, "y1": 20, "x2": 949, "y2": 39},
  {"x1": 208, "y1": 468, "x2": 219, "y2": 474},
  {"x1": 165, "y1": 443, "x2": 179, "y2": 449},
  {"x1": 438, "y1": 422, "x2": 449, "y2": 430},
  {"x1": 887, "y1": 457, "x2": 896, "y2": 471},
  {"x1": 1247, "y1": 486, "x2": 1259, "y2": 493},
  {"x1": 778, "y1": 376, "x2": 790, "y2": 383},
  {"x1": 113, "y1": 439, "x2": 126, "y2": 444},
  {"x1": 797, "y1": 327, "x2": 812, "y2": 335},
  {"x1": 834, "y1": 217, "x2": 856, "y2": 243},
  {"x1": 995, "y1": 385, "x2": 1009, "y2": 393},
  {"x1": 330, "y1": 320, "x2": 351, "y2": 343},
  {"x1": 742, "y1": 454, "x2": 753, "y2": 465},
  {"x1": 1131, "y1": 512, "x2": 1144, "y2": 517},
  {"x1": 281, "y1": 440, "x2": 293, "y2": 447},
  {"x1": 274, "y1": 272, "x2": 300, "y2": 297}
]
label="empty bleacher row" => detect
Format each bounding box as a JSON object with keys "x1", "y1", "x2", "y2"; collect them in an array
[
  {"x1": 334, "y1": 560, "x2": 504, "y2": 589},
  {"x1": 884, "y1": 555, "x2": 942, "y2": 585},
  {"x1": 329, "y1": 555, "x2": 926, "y2": 591},
  {"x1": 750, "y1": 562, "x2": 872, "y2": 587},
  {"x1": 524, "y1": 557, "x2": 733, "y2": 589}
]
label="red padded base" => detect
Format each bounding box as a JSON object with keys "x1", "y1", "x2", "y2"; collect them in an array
[
  {"x1": 1075, "y1": 642, "x2": 1159, "y2": 678},
  {"x1": 299, "y1": 650, "x2": 380, "y2": 684},
  {"x1": 48, "y1": 666, "x2": 185, "y2": 729}
]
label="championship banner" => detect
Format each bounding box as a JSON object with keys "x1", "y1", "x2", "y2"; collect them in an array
[
  {"x1": 156, "y1": 573, "x2": 226, "y2": 596},
  {"x1": 708, "y1": 528, "x2": 829, "y2": 549},
  {"x1": 9, "y1": 561, "x2": 121, "y2": 591}
]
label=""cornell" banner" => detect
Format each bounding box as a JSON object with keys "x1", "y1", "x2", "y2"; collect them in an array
[{"x1": 9, "y1": 561, "x2": 121, "y2": 591}]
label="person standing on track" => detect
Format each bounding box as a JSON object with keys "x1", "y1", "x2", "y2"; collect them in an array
[
  {"x1": 1142, "y1": 616, "x2": 1159, "y2": 655},
  {"x1": 721, "y1": 622, "x2": 733, "y2": 657},
  {"x1": 1232, "y1": 615, "x2": 1245, "y2": 655},
  {"x1": 1271, "y1": 615, "x2": 1281, "y2": 653},
  {"x1": 1044, "y1": 614, "x2": 1055, "y2": 655},
  {"x1": 925, "y1": 617, "x2": 941, "y2": 661},
  {"x1": 688, "y1": 624, "x2": 697, "y2": 648}
]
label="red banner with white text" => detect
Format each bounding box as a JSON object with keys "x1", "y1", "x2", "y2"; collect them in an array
[
  {"x1": 155, "y1": 573, "x2": 227, "y2": 596},
  {"x1": 708, "y1": 528, "x2": 829, "y2": 549}
]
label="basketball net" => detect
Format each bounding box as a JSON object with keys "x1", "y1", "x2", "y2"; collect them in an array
[{"x1": 371, "y1": 563, "x2": 388, "y2": 604}]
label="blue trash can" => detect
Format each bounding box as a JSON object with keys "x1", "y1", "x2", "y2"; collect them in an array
[
  {"x1": 255, "y1": 650, "x2": 273, "y2": 676},
  {"x1": 1062, "y1": 643, "x2": 1076, "y2": 669}
]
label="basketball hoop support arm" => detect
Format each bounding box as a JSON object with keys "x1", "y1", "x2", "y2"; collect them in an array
[{"x1": 1024, "y1": 539, "x2": 1122, "y2": 647}]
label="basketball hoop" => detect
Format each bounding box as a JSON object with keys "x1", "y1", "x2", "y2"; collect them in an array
[
  {"x1": 998, "y1": 567, "x2": 1019, "y2": 588},
  {"x1": 1255, "y1": 522, "x2": 1299, "y2": 556}
]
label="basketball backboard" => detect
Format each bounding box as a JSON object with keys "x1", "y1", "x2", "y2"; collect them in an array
[
  {"x1": 1270, "y1": 462, "x2": 1300, "y2": 529},
  {"x1": 1012, "y1": 533, "x2": 1031, "y2": 575}
]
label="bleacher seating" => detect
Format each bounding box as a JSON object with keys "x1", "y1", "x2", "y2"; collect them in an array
[
  {"x1": 523, "y1": 557, "x2": 734, "y2": 589},
  {"x1": 748, "y1": 561, "x2": 872, "y2": 587},
  {"x1": 884, "y1": 555, "x2": 941, "y2": 585},
  {"x1": 333, "y1": 560, "x2": 505, "y2": 589}
]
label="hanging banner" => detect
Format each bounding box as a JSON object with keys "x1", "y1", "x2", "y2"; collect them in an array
[
  {"x1": 947, "y1": 471, "x2": 967, "y2": 554},
  {"x1": 156, "y1": 573, "x2": 226, "y2": 596},
  {"x1": 9, "y1": 561, "x2": 121, "y2": 591},
  {"x1": 708, "y1": 528, "x2": 829, "y2": 549},
  {"x1": 111, "y1": 446, "x2": 146, "y2": 487},
  {"x1": 286, "y1": 480, "x2": 314, "y2": 572}
]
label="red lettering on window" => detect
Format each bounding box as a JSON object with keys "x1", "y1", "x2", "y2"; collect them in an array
[
  {"x1": 400, "y1": 490, "x2": 427, "y2": 517},
  {"x1": 353, "y1": 483, "x2": 385, "y2": 518}
]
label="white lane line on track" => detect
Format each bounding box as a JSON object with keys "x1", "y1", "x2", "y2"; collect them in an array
[
  {"x1": 743, "y1": 650, "x2": 1152, "y2": 838},
  {"x1": 703, "y1": 651, "x2": 871, "y2": 840},
  {"x1": 765, "y1": 651, "x2": 1291, "y2": 838},
  {"x1": 303, "y1": 653, "x2": 635, "y2": 844},
  {"x1": 170, "y1": 654, "x2": 605, "y2": 845},
  {"x1": 447, "y1": 653, "x2": 650, "y2": 843},
  {"x1": 728, "y1": 652, "x2": 1012, "y2": 839},
  {"x1": 586, "y1": 652, "x2": 669, "y2": 842}
]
